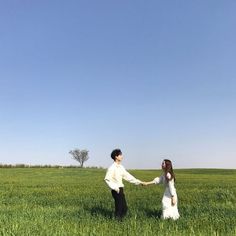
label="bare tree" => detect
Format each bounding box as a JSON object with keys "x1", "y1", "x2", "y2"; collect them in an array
[{"x1": 69, "y1": 149, "x2": 89, "y2": 168}]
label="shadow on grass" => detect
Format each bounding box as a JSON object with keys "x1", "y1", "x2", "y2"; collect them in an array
[
  {"x1": 144, "y1": 208, "x2": 162, "y2": 219},
  {"x1": 84, "y1": 205, "x2": 162, "y2": 220},
  {"x1": 86, "y1": 206, "x2": 113, "y2": 219}
]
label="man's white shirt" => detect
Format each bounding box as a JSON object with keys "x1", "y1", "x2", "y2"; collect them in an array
[{"x1": 104, "y1": 162, "x2": 141, "y2": 192}]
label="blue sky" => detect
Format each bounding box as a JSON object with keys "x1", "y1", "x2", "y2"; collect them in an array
[{"x1": 0, "y1": 1, "x2": 235, "y2": 168}]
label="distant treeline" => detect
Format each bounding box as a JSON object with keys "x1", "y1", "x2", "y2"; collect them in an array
[{"x1": 0, "y1": 164, "x2": 104, "y2": 169}]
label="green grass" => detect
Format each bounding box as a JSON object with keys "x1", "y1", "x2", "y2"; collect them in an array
[{"x1": 0, "y1": 168, "x2": 235, "y2": 235}]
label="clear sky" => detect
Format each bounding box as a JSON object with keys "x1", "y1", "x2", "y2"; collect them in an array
[{"x1": 0, "y1": 1, "x2": 235, "y2": 169}]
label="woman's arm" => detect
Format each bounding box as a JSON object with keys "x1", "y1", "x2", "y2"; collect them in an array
[
  {"x1": 166, "y1": 173, "x2": 177, "y2": 205},
  {"x1": 142, "y1": 180, "x2": 155, "y2": 186},
  {"x1": 142, "y1": 176, "x2": 162, "y2": 186}
]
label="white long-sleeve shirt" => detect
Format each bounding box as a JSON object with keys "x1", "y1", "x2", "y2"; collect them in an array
[{"x1": 104, "y1": 162, "x2": 141, "y2": 192}]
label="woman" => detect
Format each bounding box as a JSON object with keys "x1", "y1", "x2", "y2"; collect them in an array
[{"x1": 144, "y1": 159, "x2": 180, "y2": 220}]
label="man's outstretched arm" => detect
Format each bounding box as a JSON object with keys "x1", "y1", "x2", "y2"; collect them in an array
[{"x1": 122, "y1": 168, "x2": 142, "y2": 185}]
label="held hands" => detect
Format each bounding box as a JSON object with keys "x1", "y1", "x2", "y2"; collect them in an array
[{"x1": 141, "y1": 180, "x2": 154, "y2": 186}]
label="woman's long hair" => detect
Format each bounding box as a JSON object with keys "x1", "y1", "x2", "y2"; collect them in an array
[{"x1": 163, "y1": 159, "x2": 176, "y2": 182}]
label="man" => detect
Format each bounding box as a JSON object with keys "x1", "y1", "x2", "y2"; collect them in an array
[{"x1": 104, "y1": 149, "x2": 142, "y2": 220}]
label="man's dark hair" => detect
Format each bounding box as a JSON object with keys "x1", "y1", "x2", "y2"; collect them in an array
[{"x1": 111, "y1": 149, "x2": 122, "y2": 160}]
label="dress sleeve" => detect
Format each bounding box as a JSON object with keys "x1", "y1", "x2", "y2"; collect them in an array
[
  {"x1": 166, "y1": 173, "x2": 176, "y2": 196},
  {"x1": 166, "y1": 172, "x2": 172, "y2": 180},
  {"x1": 104, "y1": 168, "x2": 119, "y2": 191},
  {"x1": 153, "y1": 175, "x2": 164, "y2": 184},
  {"x1": 122, "y1": 168, "x2": 141, "y2": 185}
]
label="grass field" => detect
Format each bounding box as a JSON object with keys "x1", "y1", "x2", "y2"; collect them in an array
[{"x1": 0, "y1": 168, "x2": 235, "y2": 235}]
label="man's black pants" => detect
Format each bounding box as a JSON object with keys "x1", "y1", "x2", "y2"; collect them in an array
[{"x1": 111, "y1": 187, "x2": 127, "y2": 219}]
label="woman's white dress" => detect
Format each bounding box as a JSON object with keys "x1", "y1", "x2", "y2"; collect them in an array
[{"x1": 153, "y1": 173, "x2": 180, "y2": 220}]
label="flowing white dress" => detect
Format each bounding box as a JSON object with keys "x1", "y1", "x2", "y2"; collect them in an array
[{"x1": 153, "y1": 173, "x2": 180, "y2": 220}]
